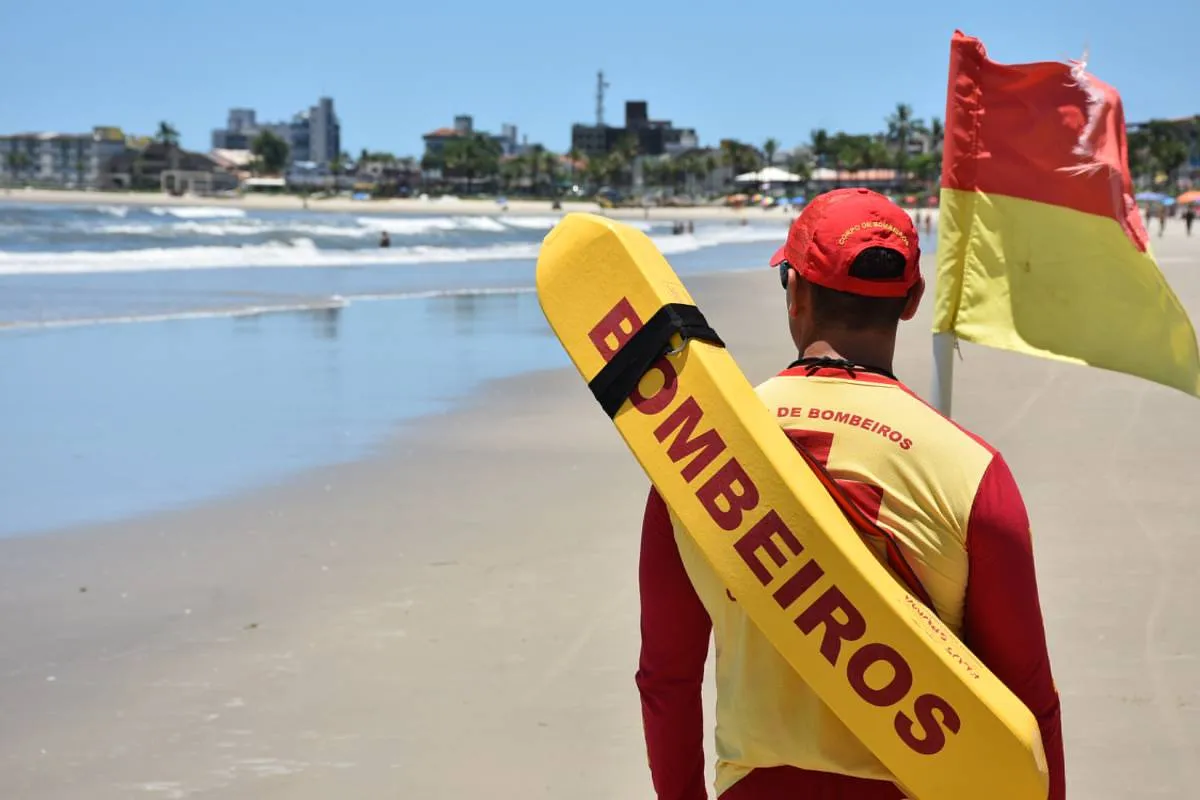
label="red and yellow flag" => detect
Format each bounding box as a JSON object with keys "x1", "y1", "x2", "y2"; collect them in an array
[{"x1": 934, "y1": 31, "x2": 1200, "y2": 397}]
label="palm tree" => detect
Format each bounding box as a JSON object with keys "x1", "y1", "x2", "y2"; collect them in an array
[
  {"x1": 541, "y1": 149, "x2": 561, "y2": 197},
  {"x1": 809, "y1": 129, "x2": 831, "y2": 167},
  {"x1": 584, "y1": 154, "x2": 608, "y2": 189},
  {"x1": 835, "y1": 134, "x2": 869, "y2": 174},
  {"x1": 763, "y1": 138, "x2": 779, "y2": 167},
  {"x1": 887, "y1": 104, "x2": 915, "y2": 174},
  {"x1": 252, "y1": 130, "x2": 290, "y2": 175},
  {"x1": 526, "y1": 144, "x2": 546, "y2": 194},
  {"x1": 788, "y1": 152, "x2": 813, "y2": 185},
  {"x1": 864, "y1": 138, "x2": 891, "y2": 170},
  {"x1": 329, "y1": 152, "x2": 349, "y2": 193},
  {"x1": 155, "y1": 121, "x2": 182, "y2": 186},
  {"x1": 641, "y1": 158, "x2": 662, "y2": 190},
  {"x1": 676, "y1": 153, "x2": 700, "y2": 196},
  {"x1": 470, "y1": 135, "x2": 503, "y2": 194},
  {"x1": 910, "y1": 153, "x2": 938, "y2": 190},
  {"x1": 613, "y1": 135, "x2": 639, "y2": 189},
  {"x1": 566, "y1": 147, "x2": 583, "y2": 188},
  {"x1": 929, "y1": 117, "x2": 944, "y2": 153},
  {"x1": 156, "y1": 121, "x2": 180, "y2": 147},
  {"x1": 703, "y1": 152, "x2": 718, "y2": 193}
]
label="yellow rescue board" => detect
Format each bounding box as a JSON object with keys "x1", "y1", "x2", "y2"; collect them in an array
[{"x1": 535, "y1": 213, "x2": 1048, "y2": 800}]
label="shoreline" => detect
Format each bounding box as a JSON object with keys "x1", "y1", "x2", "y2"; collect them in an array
[{"x1": 0, "y1": 186, "x2": 941, "y2": 223}]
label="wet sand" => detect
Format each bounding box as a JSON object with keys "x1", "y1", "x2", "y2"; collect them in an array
[{"x1": 1, "y1": 226, "x2": 1198, "y2": 798}]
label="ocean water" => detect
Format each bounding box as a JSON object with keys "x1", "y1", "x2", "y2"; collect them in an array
[{"x1": 0, "y1": 200, "x2": 788, "y2": 536}]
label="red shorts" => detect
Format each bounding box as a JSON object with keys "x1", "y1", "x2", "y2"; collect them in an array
[{"x1": 719, "y1": 766, "x2": 905, "y2": 799}]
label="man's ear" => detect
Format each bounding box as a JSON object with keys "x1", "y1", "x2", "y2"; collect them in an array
[
  {"x1": 786, "y1": 269, "x2": 805, "y2": 319},
  {"x1": 900, "y1": 276, "x2": 925, "y2": 321}
]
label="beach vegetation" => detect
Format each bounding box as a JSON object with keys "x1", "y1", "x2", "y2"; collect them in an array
[
  {"x1": 443, "y1": 133, "x2": 502, "y2": 194},
  {"x1": 251, "y1": 130, "x2": 290, "y2": 175},
  {"x1": 1128, "y1": 117, "x2": 1198, "y2": 189},
  {"x1": 155, "y1": 121, "x2": 180, "y2": 147},
  {"x1": 763, "y1": 138, "x2": 779, "y2": 167}
]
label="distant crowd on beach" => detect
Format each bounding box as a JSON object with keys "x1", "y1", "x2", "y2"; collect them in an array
[{"x1": 1145, "y1": 203, "x2": 1196, "y2": 237}]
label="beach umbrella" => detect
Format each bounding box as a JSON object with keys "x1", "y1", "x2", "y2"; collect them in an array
[
  {"x1": 1135, "y1": 191, "x2": 1167, "y2": 202},
  {"x1": 790, "y1": 195, "x2": 806, "y2": 204},
  {"x1": 1175, "y1": 190, "x2": 1200, "y2": 204}
]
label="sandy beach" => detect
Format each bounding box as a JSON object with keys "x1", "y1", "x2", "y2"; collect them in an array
[
  {"x1": 1, "y1": 187, "x2": 932, "y2": 224},
  {"x1": 1, "y1": 226, "x2": 1198, "y2": 798}
]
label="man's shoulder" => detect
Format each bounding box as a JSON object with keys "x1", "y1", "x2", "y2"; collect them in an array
[{"x1": 756, "y1": 370, "x2": 1001, "y2": 466}]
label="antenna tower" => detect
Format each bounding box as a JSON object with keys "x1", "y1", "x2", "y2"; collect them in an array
[{"x1": 596, "y1": 70, "x2": 610, "y2": 126}]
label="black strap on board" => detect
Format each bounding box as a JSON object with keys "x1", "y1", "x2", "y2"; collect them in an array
[{"x1": 588, "y1": 303, "x2": 725, "y2": 418}]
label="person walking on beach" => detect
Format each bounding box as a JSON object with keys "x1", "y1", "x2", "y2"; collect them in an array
[
  {"x1": 635, "y1": 188, "x2": 1064, "y2": 800},
  {"x1": 1185, "y1": 203, "x2": 1195, "y2": 236},
  {"x1": 1158, "y1": 204, "x2": 1167, "y2": 237}
]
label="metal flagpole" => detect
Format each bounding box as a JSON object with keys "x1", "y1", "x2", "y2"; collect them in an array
[{"x1": 931, "y1": 331, "x2": 956, "y2": 417}]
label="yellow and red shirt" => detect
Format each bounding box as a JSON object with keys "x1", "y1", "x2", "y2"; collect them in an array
[{"x1": 636, "y1": 364, "x2": 1064, "y2": 800}]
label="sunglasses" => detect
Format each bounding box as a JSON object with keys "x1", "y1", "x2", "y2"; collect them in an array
[{"x1": 778, "y1": 260, "x2": 793, "y2": 290}]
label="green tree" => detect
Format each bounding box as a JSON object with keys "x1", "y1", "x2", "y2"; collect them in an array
[
  {"x1": 499, "y1": 156, "x2": 524, "y2": 193},
  {"x1": 421, "y1": 151, "x2": 445, "y2": 174},
  {"x1": 678, "y1": 152, "x2": 705, "y2": 195},
  {"x1": 702, "y1": 152, "x2": 718, "y2": 193},
  {"x1": 887, "y1": 103, "x2": 916, "y2": 173},
  {"x1": 864, "y1": 137, "x2": 891, "y2": 170},
  {"x1": 809, "y1": 128, "x2": 831, "y2": 168},
  {"x1": 329, "y1": 152, "x2": 347, "y2": 192},
  {"x1": 1146, "y1": 121, "x2": 1188, "y2": 186},
  {"x1": 720, "y1": 139, "x2": 759, "y2": 180},
  {"x1": 540, "y1": 149, "x2": 561, "y2": 196},
  {"x1": 837, "y1": 139, "x2": 866, "y2": 173},
  {"x1": 909, "y1": 152, "x2": 939, "y2": 190},
  {"x1": 443, "y1": 133, "x2": 501, "y2": 194},
  {"x1": 566, "y1": 147, "x2": 583, "y2": 188},
  {"x1": 610, "y1": 134, "x2": 640, "y2": 189},
  {"x1": 156, "y1": 121, "x2": 180, "y2": 147},
  {"x1": 443, "y1": 139, "x2": 474, "y2": 192},
  {"x1": 641, "y1": 157, "x2": 663, "y2": 190},
  {"x1": 251, "y1": 130, "x2": 290, "y2": 175},
  {"x1": 763, "y1": 137, "x2": 779, "y2": 167},
  {"x1": 6, "y1": 151, "x2": 30, "y2": 185},
  {"x1": 788, "y1": 151, "x2": 813, "y2": 184},
  {"x1": 583, "y1": 154, "x2": 607, "y2": 188},
  {"x1": 929, "y1": 117, "x2": 944, "y2": 153}
]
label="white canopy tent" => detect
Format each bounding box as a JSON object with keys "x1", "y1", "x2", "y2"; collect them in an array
[{"x1": 734, "y1": 166, "x2": 803, "y2": 183}]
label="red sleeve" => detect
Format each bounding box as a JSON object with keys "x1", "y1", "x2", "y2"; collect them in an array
[
  {"x1": 963, "y1": 455, "x2": 1065, "y2": 800},
  {"x1": 635, "y1": 486, "x2": 712, "y2": 800}
]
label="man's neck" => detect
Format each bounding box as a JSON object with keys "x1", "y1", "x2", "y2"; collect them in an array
[{"x1": 798, "y1": 336, "x2": 896, "y2": 374}]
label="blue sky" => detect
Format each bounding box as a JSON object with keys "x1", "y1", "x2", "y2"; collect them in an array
[{"x1": 1, "y1": 0, "x2": 1193, "y2": 157}]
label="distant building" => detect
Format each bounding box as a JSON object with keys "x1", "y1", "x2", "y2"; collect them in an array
[
  {"x1": 422, "y1": 115, "x2": 528, "y2": 161},
  {"x1": 0, "y1": 127, "x2": 129, "y2": 188},
  {"x1": 307, "y1": 97, "x2": 340, "y2": 165},
  {"x1": 423, "y1": 124, "x2": 465, "y2": 160},
  {"x1": 210, "y1": 97, "x2": 341, "y2": 167},
  {"x1": 569, "y1": 124, "x2": 625, "y2": 158},
  {"x1": 570, "y1": 100, "x2": 697, "y2": 158},
  {"x1": 809, "y1": 167, "x2": 901, "y2": 192},
  {"x1": 101, "y1": 142, "x2": 238, "y2": 194}
]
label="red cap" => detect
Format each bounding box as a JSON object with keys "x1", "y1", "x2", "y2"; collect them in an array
[{"x1": 770, "y1": 188, "x2": 921, "y2": 298}]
